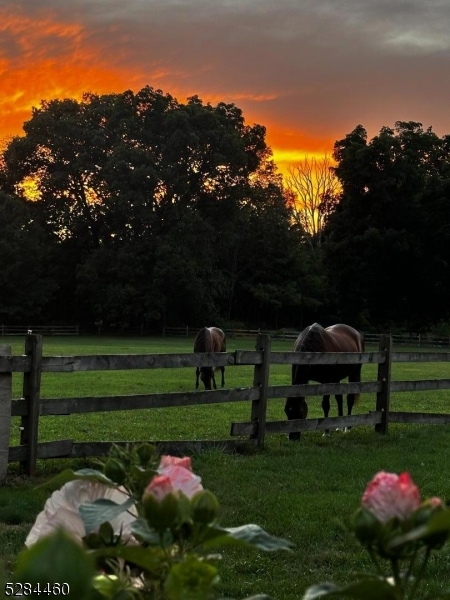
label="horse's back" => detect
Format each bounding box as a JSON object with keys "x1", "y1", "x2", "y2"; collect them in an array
[
  {"x1": 325, "y1": 324, "x2": 364, "y2": 353},
  {"x1": 292, "y1": 322, "x2": 363, "y2": 384},
  {"x1": 210, "y1": 327, "x2": 226, "y2": 351},
  {"x1": 194, "y1": 327, "x2": 226, "y2": 353}
]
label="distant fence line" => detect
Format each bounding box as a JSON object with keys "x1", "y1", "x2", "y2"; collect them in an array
[
  {"x1": 2, "y1": 333, "x2": 450, "y2": 481},
  {"x1": 2, "y1": 325, "x2": 450, "y2": 346},
  {"x1": 163, "y1": 326, "x2": 450, "y2": 347},
  {"x1": 0, "y1": 325, "x2": 79, "y2": 336}
]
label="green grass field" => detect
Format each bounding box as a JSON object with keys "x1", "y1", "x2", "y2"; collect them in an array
[{"x1": 2, "y1": 335, "x2": 450, "y2": 599}]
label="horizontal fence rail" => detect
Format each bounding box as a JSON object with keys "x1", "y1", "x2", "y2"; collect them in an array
[
  {"x1": 2, "y1": 333, "x2": 450, "y2": 480},
  {"x1": 3, "y1": 326, "x2": 450, "y2": 345},
  {"x1": 161, "y1": 326, "x2": 450, "y2": 346},
  {"x1": 1, "y1": 325, "x2": 79, "y2": 336}
]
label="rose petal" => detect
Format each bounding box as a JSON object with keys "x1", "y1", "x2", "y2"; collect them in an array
[
  {"x1": 158, "y1": 464, "x2": 203, "y2": 499},
  {"x1": 159, "y1": 455, "x2": 192, "y2": 472},
  {"x1": 362, "y1": 471, "x2": 421, "y2": 523},
  {"x1": 26, "y1": 480, "x2": 137, "y2": 547}
]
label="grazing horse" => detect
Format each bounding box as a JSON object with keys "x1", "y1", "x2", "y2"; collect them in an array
[
  {"x1": 284, "y1": 323, "x2": 364, "y2": 440},
  {"x1": 194, "y1": 327, "x2": 227, "y2": 390}
]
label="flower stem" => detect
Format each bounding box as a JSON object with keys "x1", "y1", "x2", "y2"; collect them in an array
[
  {"x1": 367, "y1": 547, "x2": 384, "y2": 576},
  {"x1": 408, "y1": 548, "x2": 431, "y2": 600},
  {"x1": 391, "y1": 558, "x2": 404, "y2": 596}
]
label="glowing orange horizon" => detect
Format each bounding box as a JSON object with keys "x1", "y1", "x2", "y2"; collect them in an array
[{"x1": 0, "y1": 8, "x2": 334, "y2": 181}]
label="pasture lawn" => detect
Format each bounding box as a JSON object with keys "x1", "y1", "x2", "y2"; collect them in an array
[{"x1": 1, "y1": 335, "x2": 450, "y2": 598}]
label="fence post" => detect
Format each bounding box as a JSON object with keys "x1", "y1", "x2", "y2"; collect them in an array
[
  {"x1": 375, "y1": 334, "x2": 392, "y2": 435},
  {"x1": 0, "y1": 344, "x2": 12, "y2": 482},
  {"x1": 250, "y1": 334, "x2": 271, "y2": 446},
  {"x1": 20, "y1": 334, "x2": 43, "y2": 476}
]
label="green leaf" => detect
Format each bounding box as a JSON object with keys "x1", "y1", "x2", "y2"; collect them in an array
[
  {"x1": 202, "y1": 524, "x2": 293, "y2": 551},
  {"x1": 79, "y1": 497, "x2": 136, "y2": 534},
  {"x1": 91, "y1": 545, "x2": 164, "y2": 575},
  {"x1": 14, "y1": 530, "x2": 97, "y2": 599},
  {"x1": 302, "y1": 583, "x2": 341, "y2": 599},
  {"x1": 164, "y1": 555, "x2": 219, "y2": 600},
  {"x1": 74, "y1": 468, "x2": 117, "y2": 485},
  {"x1": 302, "y1": 579, "x2": 400, "y2": 600},
  {"x1": 37, "y1": 468, "x2": 116, "y2": 491},
  {"x1": 131, "y1": 517, "x2": 173, "y2": 547},
  {"x1": 390, "y1": 509, "x2": 450, "y2": 547}
]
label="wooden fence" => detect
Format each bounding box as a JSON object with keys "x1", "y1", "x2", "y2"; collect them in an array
[
  {"x1": 2, "y1": 326, "x2": 450, "y2": 345},
  {"x1": 163, "y1": 326, "x2": 450, "y2": 346},
  {"x1": 2, "y1": 333, "x2": 450, "y2": 481},
  {"x1": 1, "y1": 325, "x2": 79, "y2": 336},
  {"x1": 162, "y1": 326, "x2": 298, "y2": 339}
]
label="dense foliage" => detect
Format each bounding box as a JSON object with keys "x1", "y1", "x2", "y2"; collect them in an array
[
  {"x1": 1, "y1": 88, "x2": 450, "y2": 332},
  {"x1": 0, "y1": 87, "x2": 310, "y2": 330},
  {"x1": 322, "y1": 121, "x2": 450, "y2": 330}
]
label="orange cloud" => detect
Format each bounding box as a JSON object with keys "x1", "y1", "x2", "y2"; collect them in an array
[
  {"x1": 0, "y1": 7, "x2": 334, "y2": 183},
  {"x1": 0, "y1": 8, "x2": 144, "y2": 138}
]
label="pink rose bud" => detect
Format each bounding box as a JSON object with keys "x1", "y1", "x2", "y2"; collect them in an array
[
  {"x1": 362, "y1": 471, "x2": 421, "y2": 523},
  {"x1": 144, "y1": 475, "x2": 175, "y2": 502},
  {"x1": 428, "y1": 497, "x2": 444, "y2": 508},
  {"x1": 142, "y1": 475, "x2": 180, "y2": 531}
]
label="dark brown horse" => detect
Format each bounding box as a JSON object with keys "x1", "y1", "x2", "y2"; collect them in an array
[
  {"x1": 285, "y1": 323, "x2": 364, "y2": 440},
  {"x1": 194, "y1": 327, "x2": 227, "y2": 390}
]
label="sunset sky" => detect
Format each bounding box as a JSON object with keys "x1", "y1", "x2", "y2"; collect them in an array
[{"x1": 2, "y1": 0, "x2": 450, "y2": 178}]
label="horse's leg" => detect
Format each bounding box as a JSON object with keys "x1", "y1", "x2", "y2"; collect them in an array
[
  {"x1": 212, "y1": 370, "x2": 217, "y2": 390},
  {"x1": 347, "y1": 393, "x2": 355, "y2": 415},
  {"x1": 335, "y1": 394, "x2": 344, "y2": 432},
  {"x1": 287, "y1": 398, "x2": 308, "y2": 441},
  {"x1": 322, "y1": 395, "x2": 331, "y2": 436},
  {"x1": 195, "y1": 367, "x2": 200, "y2": 389},
  {"x1": 221, "y1": 366, "x2": 225, "y2": 388}
]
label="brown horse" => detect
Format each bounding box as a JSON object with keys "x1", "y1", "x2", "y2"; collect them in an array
[
  {"x1": 284, "y1": 323, "x2": 364, "y2": 440},
  {"x1": 194, "y1": 327, "x2": 227, "y2": 390}
]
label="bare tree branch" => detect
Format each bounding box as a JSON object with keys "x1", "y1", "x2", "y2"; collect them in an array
[{"x1": 285, "y1": 154, "x2": 340, "y2": 247}]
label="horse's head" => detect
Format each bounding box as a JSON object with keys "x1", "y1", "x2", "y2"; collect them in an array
[
  {"x1": 284, "y1": 397, "x2": 308, "y2": 441},
  {"x1": 200, "y1": 367, "x2": 214, "y2": 390}
]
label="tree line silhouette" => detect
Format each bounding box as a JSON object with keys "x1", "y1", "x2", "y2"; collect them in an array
[{"x1": 1, "y1": 87, "x2": 449, "y2": 333}]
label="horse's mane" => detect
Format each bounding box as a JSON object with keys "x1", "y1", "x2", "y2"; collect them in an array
[{"x1": 296, "y1": 323, "x2": 327, "y2": 353}]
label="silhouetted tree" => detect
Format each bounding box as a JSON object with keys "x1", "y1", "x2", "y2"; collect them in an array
[
  {"x1": 0, "y1": 192, "x2": 55, "y2": 321},
  {"x1": 285, "y1": 154, "x2": 340, "y2": 248},
  {"x1": 323, "y1": 121, "x2": 450, "y2": 330},
  {"x1": 2, "y1": 87, "x2": 308, "y2": 328}
]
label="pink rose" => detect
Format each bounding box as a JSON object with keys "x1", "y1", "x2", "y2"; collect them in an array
[
  {"x1": 158, "y1": 465, "x2": 203, "y2": 499},
  {"x1": 143, "y1": 455, "x2": 204, "y2": 501},
  {"x1": 159, "y1": 455, "x2": 193, "y2": 472},
  {"x1": 362, "y1": 472, "x2": 421, "y2": 523}
]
